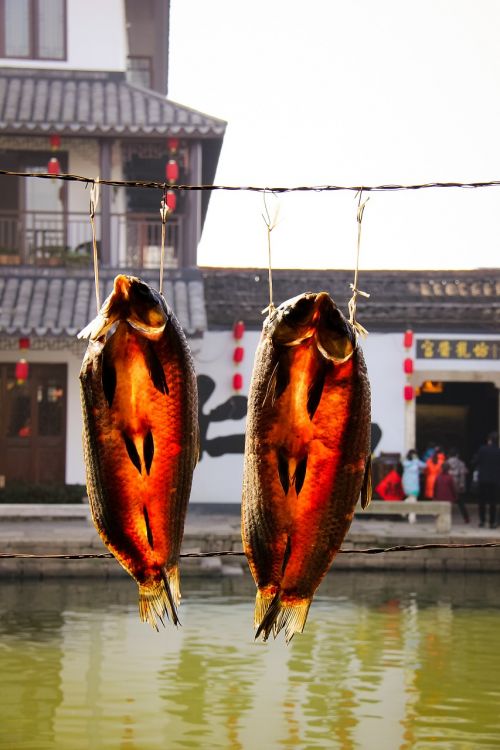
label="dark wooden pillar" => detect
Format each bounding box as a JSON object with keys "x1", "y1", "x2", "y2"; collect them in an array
[
  {"x1": 183, "y1": 141, "x2": 202, "y2": 267},
  {"x1": 99, "y1": 138, "x2": 112, "y2": 266}
]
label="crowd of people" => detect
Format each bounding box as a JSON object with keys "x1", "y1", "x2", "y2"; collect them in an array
[{"x1": 374, "y1": 432, "x2": 500, "y2": 528}]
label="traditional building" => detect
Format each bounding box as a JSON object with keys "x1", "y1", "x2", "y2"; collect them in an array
[
  {"x1": 0, "y1": 3, "x2": 498, "y2": 505},
  {"x1": 0, "y1": 0, "x2": 226, "y2": 492}
]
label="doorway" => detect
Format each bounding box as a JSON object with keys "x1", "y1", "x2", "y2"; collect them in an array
[
  {"x1": 416, "y1": 381, "x2": 498, "y2": 464},
  {"x1": 0, "y1": 363, "x2": 67, "y2": 485}
]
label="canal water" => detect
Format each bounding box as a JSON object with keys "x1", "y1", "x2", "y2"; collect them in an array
[{"x1": 0, "y1": 571, "x2": 499, "y2": 750}]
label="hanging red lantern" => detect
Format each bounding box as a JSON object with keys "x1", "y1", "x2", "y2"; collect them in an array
[
  {"x1": 19, "y1": 337, "x2": 30, "y2": 350},
  {"x1": 167, "y1": 137, "x2": 180, "y2": 154},
  {"x1": 48, "y1": 157, "x2": 60, "y2": 176},
  {"x1": 403, "y1": 358, "x2": 414, "y2": 374},
  {"x1": 166, "y1": 160, "x2": 179, "y2": 183},
  {"x1": 233, "y1": 320, "x2": 245, "y2": 340},
  {"x1": 404, "y1": 385, "x2": 414, "y2": 401},
  {"x1": 165, "y1": 190, "x2": 177, "y2": 212},
  {"x1": 50, "y1": 134, "x2": 61, "y2": 150},
  {"x1": 233, "y1": 373, "x2": 243, "y2": 391},
  {"x1": 403, "y1": 329, "x2": 414, "y2": 348},
  {"x1": 15, "y1": 358, "x2": 29, "y2": 383},
  {"x1": 233, "y1": 346, "x2": 244, "y2": 364}
]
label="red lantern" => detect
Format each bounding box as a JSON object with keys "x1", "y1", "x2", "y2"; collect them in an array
[
  {"x1": 167, "y1": 137, "x2": 180, "y2": 154},
  {"x1": 15, "y1": 358, "x2": 29, "y2": 383},
  {"x1": 233, "y1": 320, "x2": 245, "y2": 340},
  {"x1": 403, "y1": 358, "x2": 414, "y2": 374},
  {"x1": 50, "y1": 134, "x2": 61, "y2": 150},
  {"x1": 19, "y1": 337, "x2": 30, "y2": 350},
  {"x1": 233, "y1": 373, "x2": 243, "y2": 391},
  {"x1": 48, "y1": 157, "x2": 60, "y2": 176},
  {"x1": 404, "y1": 385, "x2": 414, "y2": 401},
  {"x1": 166, "y1": 160, "x2": 179, "y2": 183},
  {"x1": 165, "y1": 190, "x2": 177, "y2": 212},
  {"x1": 233, "y1": 346, "x2": 244, "y2": 364},
  {"x1": 403, "y1": 329, "x2": 414, "y2": 348}
]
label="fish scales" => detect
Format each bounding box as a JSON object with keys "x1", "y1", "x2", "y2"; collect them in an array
[
  {"x1": 79, "y1": 275, "x2": 198, "y2": 629},
  {"x1": 242, "y1": 292, "x2": 371, "y2": 642}
]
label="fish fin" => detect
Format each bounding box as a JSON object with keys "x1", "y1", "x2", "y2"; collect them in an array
[
  {"x1": 122, "y1": 433, "x2": 142, "y2": 474},
  {"x1": 145, "y1": 341, "x2": 169, "y2": 395},
  {"x1": 143, "y1": 429, "x2": 154, "y2": 475},
  {"x1": 293, "y1": 455, "x2": 308, "y2": 496},
  {"x1": 264, "y1": 357, "x2": 289, "y2": 407},
  {"x1": 160, "y1": 566, "x2": 181, "y2": 626},
  {"x1": 360, "y1": 455, "x2": 373, "y2": 509},
  {"x1": 254, "y1": 589, "x2": 275, "y2": 630},
  {"x1": 138, "y1": 567, "x2": 181, "y2": 630},
  {"x1": 256, "y1": 592, "x2": 312, "y2": 644},
  {"x1": 277, "y1": 448, "x2": 290, "y2": 495},
  {"x1": 101, "y1": 345, "x2": 117, "y2": 408},
  {"x1": 263, "y1": 360, "x2": 279, "y2": 406},
  {"x1": 143, "y1": 505, "x2": 154, "y2": 548},
  {"x1": 306, "y1": 363, "x2": 328, "y2": 419},
  {"x1": 77, "y1": 312, "x2": 116, "y2": 341}
]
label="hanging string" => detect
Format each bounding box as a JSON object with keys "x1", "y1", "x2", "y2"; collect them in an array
[
  {"x1": 159, "y1": 191, "x2": 170, "y2": 296},
  {"x1": 347, "y1": 190, "x2": 370, "y2": 336},
  {"x1": 261, "y1": 192, "x2": 280, "y2": 315},
  {"x1": 4, "y1": 168, "x2": 500, "y2": 193},
  {"x1": 1, "y1": 541, "x2": 499, "y2": 560},
  {"x1": 89, "y1": 178, "x2": 101, "y2": 312}
]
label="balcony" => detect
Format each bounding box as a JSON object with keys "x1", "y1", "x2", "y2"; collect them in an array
[{"x1": 0, "y1": 210, "x2": 183, "y2": 270}]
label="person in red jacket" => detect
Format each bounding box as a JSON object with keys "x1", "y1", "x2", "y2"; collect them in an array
[{"x1": 433, "y1": 462, "x2": 457, "y2": 503}]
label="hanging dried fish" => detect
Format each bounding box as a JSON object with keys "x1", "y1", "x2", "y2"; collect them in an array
[
  {"x1": 242, "y1": 292, "x2": 371, "y2": 643},
  {"x1": 79, "y1": 275, "x2": 198, "y2": 629}
]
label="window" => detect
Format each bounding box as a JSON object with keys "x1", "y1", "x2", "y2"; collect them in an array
[
  {"x1": 0, "y1": 0, "x2": 66, "y2": 60},
  {"x1": 127, "y1": 56, "x2": 153, "y2": 89}
]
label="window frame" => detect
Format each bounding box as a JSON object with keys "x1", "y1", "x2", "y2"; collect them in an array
[{"x1": 0, "y1": 0, "x2": 67, "y2": 62}]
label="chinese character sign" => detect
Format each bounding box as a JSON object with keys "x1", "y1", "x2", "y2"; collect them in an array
[{"x1": 416, "y1": 339, "x2": 500, "y2": 360}]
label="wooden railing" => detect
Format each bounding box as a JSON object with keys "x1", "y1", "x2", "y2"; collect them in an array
[{"x1": 0, "y1": 210, "x2": 182, "y2": 269}]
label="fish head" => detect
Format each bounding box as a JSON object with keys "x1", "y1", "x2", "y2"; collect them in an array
[
  {"x1": 267, "y1": 292, "x2": 356, "y2": 362},
  {"x1": 121, "y1": 276, "x2": 167, "y2": 339},
  {"x1": 78, "y1": 275, "x2": 167, "y2": 341}
]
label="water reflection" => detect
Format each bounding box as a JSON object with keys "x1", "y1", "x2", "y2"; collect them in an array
[{"x1": 0, "y1": 572, "x2": 499, "y2": 749}]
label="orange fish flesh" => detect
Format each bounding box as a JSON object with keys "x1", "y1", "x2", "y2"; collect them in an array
[
  {"x1": 79, "y1": 275, "x2": 199, "y2": 629},
  {"x1": 242, "y1": 292, "x2": 371, "y2": 642}
]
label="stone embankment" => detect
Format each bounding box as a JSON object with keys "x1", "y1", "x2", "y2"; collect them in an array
[{"x1": 0, "y1": 503, "x2": 499, "y2": 577}]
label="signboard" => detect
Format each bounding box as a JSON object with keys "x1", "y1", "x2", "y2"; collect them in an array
[{"x1": 416, "y1": 339, "x2": 500, "y2": 360}]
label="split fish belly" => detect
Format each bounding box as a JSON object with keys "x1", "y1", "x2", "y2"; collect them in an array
[
  {"x1": 263, "y1": 352, "x2": 359, "y2": 600},
  {"x1": 97, "y1": 330, "x2": 182, "y2": 583}
]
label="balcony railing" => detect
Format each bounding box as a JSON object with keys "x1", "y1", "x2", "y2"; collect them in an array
[{"x1": 0, "y1": 210, "x2": 182, "y2": 269}]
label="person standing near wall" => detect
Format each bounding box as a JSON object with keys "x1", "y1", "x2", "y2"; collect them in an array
[
  {"x1": 472, "y1": 432, "x2": 500, "y2": 529},
  {"x1": 447, "y1": 448, "x2": 470, "y2": 524},
  {"x1": 433, "y1": 461, "x2": 457, "y2": 503},
  {"x1": 424, "y1": 447, "x2": 445, "y2": 500},
  {"x1": 402, "y1": 449, "x2": 426, "y2": 523}
]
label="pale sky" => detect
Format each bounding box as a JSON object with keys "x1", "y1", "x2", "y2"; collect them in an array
[{"x1": 169, "y1": 0, "x2": 500, "y2": 271}]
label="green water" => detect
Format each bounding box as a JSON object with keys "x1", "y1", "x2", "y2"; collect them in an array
[{"x1": 0, "y1": 571, "x2": 499, "y2": 750}]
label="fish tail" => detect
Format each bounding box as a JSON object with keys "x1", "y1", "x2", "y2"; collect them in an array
[
  {"x1": 138, "y1": 565, "x2": 181, "y2": 630},
  {"x1": 254, "y1": 588, "x2": 275, "y2": 630},
  {"x1": 255, "y1": 591, "x2": 311, "y2": 644}
]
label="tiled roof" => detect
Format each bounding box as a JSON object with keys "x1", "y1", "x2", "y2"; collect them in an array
[
  {"x1": 201, "y1": 268, "x2": 500, "y2": 333},
  {"x1": 0, "y1": 268, "x2": 207, "y2": 337},
  {"x1": 0, "y1": 68, "x2": 226, "y2": 137}
]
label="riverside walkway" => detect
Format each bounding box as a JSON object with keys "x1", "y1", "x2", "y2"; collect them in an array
[{"x1": 0, "y1": 502, "x2": 499, "y2": 576}]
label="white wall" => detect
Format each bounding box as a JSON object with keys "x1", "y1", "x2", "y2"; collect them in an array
[
  {"x1": 190, "y1": 329, "x2": 258, "y2": 504},
  {"x1": 0, "y1": 0, "x2": 127, "y2": 72},
  {"x1": 190, "y1": 329, "x2": 405, "y2": 503}
]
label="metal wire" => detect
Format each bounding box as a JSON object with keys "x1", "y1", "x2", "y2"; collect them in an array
[
  {"x1": 3, "y1": 168, "x2": 500, "y2": 193},
  {"x1": 0, "y1": 542, "x2": 499, "y2": 560}
]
